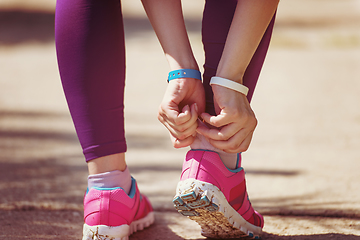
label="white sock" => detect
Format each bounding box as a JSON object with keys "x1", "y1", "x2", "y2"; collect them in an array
[
  {"x1": 87, "y1": 167, "x2": 132, "y2": 194},
  {"x1": 191, "y1": 133, "x2": 240, "y2": 170}
]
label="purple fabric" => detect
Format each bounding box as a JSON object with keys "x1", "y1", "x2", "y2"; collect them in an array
[
  {"x1": 55, "y1": 0, "x2": 127, "y2": 161},
  {"x1": 202, "y1": 0, "x2": 276, "y2": 115},
  {"x1": 55, "y1": 0, "x2": 275, "y2": 162}
]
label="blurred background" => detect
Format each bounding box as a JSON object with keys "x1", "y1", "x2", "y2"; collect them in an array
[{"x1": 0, "y1": 0, "x2": 360, "y2": 239}]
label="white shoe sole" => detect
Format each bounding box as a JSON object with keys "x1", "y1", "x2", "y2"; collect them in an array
[
  {"x1": 82, "y1": 211, "x2": 155, "y2": 240},
  {"x1": 173, "y1": 178, "x2": 262, "y2": 239}
]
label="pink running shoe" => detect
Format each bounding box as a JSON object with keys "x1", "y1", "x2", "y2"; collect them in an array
[
  {"x1": 82, "y1": 177, "x2": 154, "y2": 240},
  {"x1": 173, "y1": 150, "x2": 264, "y2": 239}
]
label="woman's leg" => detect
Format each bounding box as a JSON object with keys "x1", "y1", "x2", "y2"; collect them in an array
[
  {"x1": 185, "y1": 0, "x2": 276, "y2": 235},
  {"x1": 202, "y1": 0, "x2": 276, "y2": 115},
  {"x1": 190, "y1": 0, "x2": 241, "y2": 170},
  {"x1": 198, "y1": 0, "x2": 276, "y2": 170},
  {"x1": 55, "y1": 1, "x2": 154, "y2": 238},
  {"x1": 55, "y1": 0, "x2": 127, "y2": 170},
  {"x1": 202, "y1": 0, "x2": 238, "y2": 116}
]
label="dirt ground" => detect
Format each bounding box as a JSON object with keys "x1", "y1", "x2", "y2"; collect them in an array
[{"x1": 0, "y1": 0, "x2": 360, "y2": 239}]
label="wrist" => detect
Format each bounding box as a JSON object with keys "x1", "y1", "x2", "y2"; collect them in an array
[
  {"x1": 216, "y1": 64, "x2": 245, "y2": 84},
  {"x1": 215, "y1": 72, "x2": 244, "y2": 84},
  {"x1": 210, "y1": 76, "x2": 248, "y2": 96},
  {"x1": 168, "y1": 69, "x2": 202, "y2": 82},
  {"x1": 166, "y1": 54, "x2": 199, "y2": 72}
]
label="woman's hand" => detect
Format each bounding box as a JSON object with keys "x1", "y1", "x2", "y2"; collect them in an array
[
  {"x1": 197, "y1": 85, "x2": 257, "y2": 153},
  {"x1": 158, "y1": 78, "x2": 205, "y2": 148}
]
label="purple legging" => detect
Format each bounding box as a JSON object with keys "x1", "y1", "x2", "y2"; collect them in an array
[
  {"x1": 202, "y1": 0, "x2": 276, "y2": 115},
  {"x1": 55, "y1": 0, "x2": 275, "y2": 162}
]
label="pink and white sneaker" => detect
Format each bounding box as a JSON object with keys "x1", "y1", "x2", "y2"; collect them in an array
[
  {"x1": 173, "y1": 150, "x2": 263, "y2": 239},
  {"x1": 82, "y1": 177, "x2": 154, "y2": 240}
]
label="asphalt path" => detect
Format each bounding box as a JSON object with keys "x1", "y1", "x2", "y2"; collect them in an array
[{"x1": 0, "y1": 0, "x2": 360, "y2": 239}]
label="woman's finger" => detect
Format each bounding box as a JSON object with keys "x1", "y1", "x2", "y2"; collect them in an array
[
  {"x1": 175, "y1": 104, "x2": 192, "y2": 125},
  {"x1": 162, "y1": 103, "x2": 199, "y2": 132},
  {"x1": 161, "y1": 111, "x2": 198, "y2": 140},
  {"x1": 200, "y1": 112, "x2": 232, "y2": 128},
  {"x1": 169, "y1": 132, "x2": 196, "y2": 148},
  {"x1": 207, "y1": 128, "x2": 254, "y2": 153}
]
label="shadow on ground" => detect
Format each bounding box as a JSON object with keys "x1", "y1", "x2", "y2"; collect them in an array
[
  {"x1": 3, "y1": 6, "x2": 359, "y2": 46},
  {"x1": 1, "y1": 109, "x2": 359, "y2": 238},
  {"x1": 0, "y1": 9, "x2": 54, "y2": 45},
  {"x1": 0, "y1": 109, "x2": 86, "y2": 211},
  {"x1": 0, "y1": 9, "x2": 201, "y2": 46},
  {"x1": 0, "y1": 210, "x2": 83, "y2": 239},
  {"x1": 255, "y1": 195, "x2": 360, "y2": 219},
  {"x1": 262, "y1": 233, "x2": 360, "y2": 240},
  {"x1": 131, "y1": 218, "x2": 360, "y2": 240}
]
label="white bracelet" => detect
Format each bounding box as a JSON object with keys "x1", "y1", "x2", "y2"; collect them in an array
[{"x1": 210, "y1": 76, "x2": 249, "y2": 96}]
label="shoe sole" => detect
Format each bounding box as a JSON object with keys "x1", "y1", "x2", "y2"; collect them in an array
[
  {"x1": 82, "y1": 212, "x2": 155, "y2": 240},
  {"x1": 173, "y1": 178, "x2": 262, "y2": 239}
]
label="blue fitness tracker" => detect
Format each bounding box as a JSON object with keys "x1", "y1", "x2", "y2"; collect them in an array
[{"x1": 167, "y1": 69, "x2": 202, "y2": 82}]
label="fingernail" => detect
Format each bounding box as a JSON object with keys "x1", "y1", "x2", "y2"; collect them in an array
[{"x1": 194, "y1": 103, "x2": 198, "y2": 113}]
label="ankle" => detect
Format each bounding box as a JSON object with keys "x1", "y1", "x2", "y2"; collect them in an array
[
  {"x1": 87, "y1": 153, "x2": 126, "y2": 175},
  {"x1": 190, "y1": 134, "x2": 240, "y2": 170}
]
